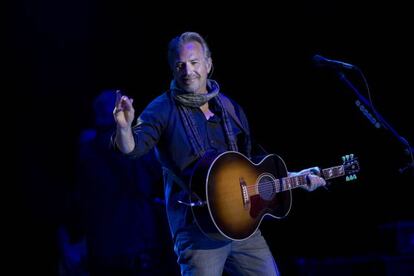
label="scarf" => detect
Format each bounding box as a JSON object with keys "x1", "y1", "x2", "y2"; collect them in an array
[{"x1": 171, "y1": 79, "x2": 238, "y2": 158}]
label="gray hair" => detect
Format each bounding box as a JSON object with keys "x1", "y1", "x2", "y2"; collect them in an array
[{"x1": 168, "y1": 32, "x2": 211, "y2": 68}]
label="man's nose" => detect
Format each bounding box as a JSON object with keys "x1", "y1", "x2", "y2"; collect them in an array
[{"x1": 184, "y1": 63, "x2": 193, "y2": 75}]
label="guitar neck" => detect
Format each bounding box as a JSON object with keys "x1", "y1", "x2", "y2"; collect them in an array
[
  {"x1": 279, "y1": 165, "x2": 345, "y2": 192},
  {"x1": 321, "y1": 165, "x2": 345, "y2": 180}
]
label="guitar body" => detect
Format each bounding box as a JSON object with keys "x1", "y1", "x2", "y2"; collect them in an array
[{"x1": 189, "y1": 151, "x2": 292, "y2": 241}]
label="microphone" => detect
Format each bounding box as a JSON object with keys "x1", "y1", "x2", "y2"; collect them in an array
[{"x1": 312, "y1": 54, "x2": 355, "y2": 70}]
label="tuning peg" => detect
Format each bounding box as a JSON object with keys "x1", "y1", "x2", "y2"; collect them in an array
[
  {"x1": 346, "y1": 174, "x2": 357, "y2": 181},
  {"x1": 343, "y1": 153, "x2": 357, "y2": 163}
]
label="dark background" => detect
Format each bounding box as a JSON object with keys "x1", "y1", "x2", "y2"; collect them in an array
[{"x1": 9, "y1": 1, "x2": 414, "y2": 275}]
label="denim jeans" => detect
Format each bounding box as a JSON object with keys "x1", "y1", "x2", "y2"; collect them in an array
[{"x1": 174, "y1": 226, "x2": 279, "y2": 276}]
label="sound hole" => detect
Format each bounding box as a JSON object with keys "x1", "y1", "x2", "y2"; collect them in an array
[{"x1": 257, "y1": 173, "x2": 276, "y2": 201}]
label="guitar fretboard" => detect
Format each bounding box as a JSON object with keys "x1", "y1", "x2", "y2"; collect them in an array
[
  {"x1": 274, "y1": 165, "x2": 345, "y2": 192},
  {"x1": 322, "y1": 165, "x2": 345, "y2": 180},
  {"x1": 279, "y1": 175, "x2": 308, "y2": 192}
]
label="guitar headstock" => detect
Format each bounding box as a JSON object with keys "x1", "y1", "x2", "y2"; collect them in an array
[{"x1": 341, "y1": 154, "x2": 360, "y2": 181}]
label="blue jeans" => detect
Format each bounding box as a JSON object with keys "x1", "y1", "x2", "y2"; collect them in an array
[{"x1": 174, "y1": 226, "x2": 279, "y2": 276}]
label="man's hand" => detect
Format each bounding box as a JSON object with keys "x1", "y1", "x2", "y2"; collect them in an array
[
  {"x1": 297, "y1": 167, "x2": 326, "y2": 192},
  {"x1": 113, "y1": 90, "x2": 136, "y2": 154},
  {"x1": 113, "y1": 90, "x2": 135, "y2": 129}
]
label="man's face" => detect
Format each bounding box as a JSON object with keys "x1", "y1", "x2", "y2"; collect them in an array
[{"x1": 172, "y1": 41, "x2": 212, "y2": 94}]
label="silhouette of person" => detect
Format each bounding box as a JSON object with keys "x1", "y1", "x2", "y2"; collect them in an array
[{"x1": 67, "y1": 89, "x2": 173, "y2": 276}]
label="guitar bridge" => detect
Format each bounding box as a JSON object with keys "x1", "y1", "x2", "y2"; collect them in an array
[{"x1": 240, "y1": 177, "x2": 250, "y2": 208}]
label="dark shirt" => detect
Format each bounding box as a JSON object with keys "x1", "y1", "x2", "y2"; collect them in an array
[{"x1": 120, "y1": 90, "x2": 251, "y2": 238}]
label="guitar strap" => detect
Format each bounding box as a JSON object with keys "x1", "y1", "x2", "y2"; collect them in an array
[
  {"x1": 163, "y1": 166, "x2": 206, "y2": 208},
  {"x1": 217, "y1": 94, "x2": 248, "y2": 135},
  {"x1": 162, "y1": 166, "x2": 188, "y2": 192},
  {"x1": 218, "y1": 93, "x2": 256, "y2": 159}
]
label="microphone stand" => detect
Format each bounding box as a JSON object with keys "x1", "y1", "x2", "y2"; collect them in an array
[{"x1": 335, "y1": 71, "x2": 414, "y2": 176}]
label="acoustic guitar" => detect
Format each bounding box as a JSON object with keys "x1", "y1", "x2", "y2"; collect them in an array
[{"x1": 188, "y1": 151, "x2": 359, "y2": 241}]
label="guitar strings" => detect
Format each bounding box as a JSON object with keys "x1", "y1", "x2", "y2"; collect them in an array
[{"x1": 244, "y1": 176, "x2": 308, "y2": 195}]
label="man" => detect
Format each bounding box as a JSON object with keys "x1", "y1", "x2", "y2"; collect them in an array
[{"x1": 113, "y1": 32, "x2": 325, "y2": 275}]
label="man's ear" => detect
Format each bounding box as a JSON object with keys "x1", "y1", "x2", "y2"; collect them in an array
[{"x1": 207, "y1": 57, "x2": 213, "y2": 73}]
